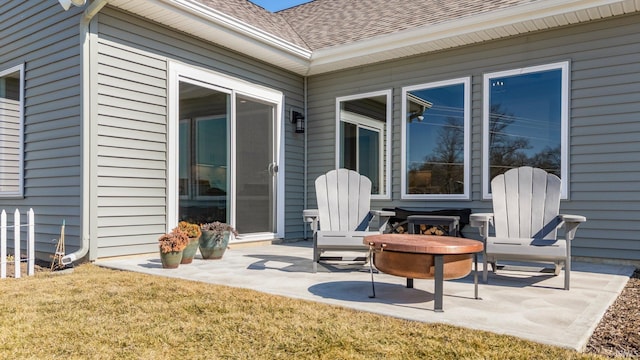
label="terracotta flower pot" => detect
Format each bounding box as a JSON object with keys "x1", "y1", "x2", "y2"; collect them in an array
[
  {"x1": 199, "y1": 230, "x2": 231, "y2": 259},
  {"x1": 180, "y1": 236, "x2": 201, "y2": 264},
  {"x1": 160, "y1": 250, "x2": 183, "y2": 269}
]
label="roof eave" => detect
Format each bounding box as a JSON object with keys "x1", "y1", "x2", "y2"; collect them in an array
[
  {"x1": 106, "y1": 0, "x2": 312, "y2": 75},
  {"x1": 105, "y1": 0, "x2": 638, "y2": 77},
  {"x1": 307, "y1": 0, "x2": 638, "y2": 75}
]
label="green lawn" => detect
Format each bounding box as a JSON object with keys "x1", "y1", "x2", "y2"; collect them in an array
[{"x1": 0, "y1": 264, "x2": 608, "y2": 359}]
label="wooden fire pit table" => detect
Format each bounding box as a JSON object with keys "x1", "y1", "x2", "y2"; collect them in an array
[{"x1": 364, "y1": 234, "x2": 484, "y2": 312}]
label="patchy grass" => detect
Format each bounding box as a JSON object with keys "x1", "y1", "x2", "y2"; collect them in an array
[{"x1": 0, "y1": 264, "x2": 609, "y2": 359}]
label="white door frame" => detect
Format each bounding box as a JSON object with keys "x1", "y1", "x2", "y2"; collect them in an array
[{"x1": 168, "y1": 62, "x2": 285, "y2": 240}]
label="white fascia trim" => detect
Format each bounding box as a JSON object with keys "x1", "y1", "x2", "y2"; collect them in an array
[
  {"x1": 309, "y1": 0, "x2": 628, "y2": 74},
  {"x1": 160, "y1": 0, "x2": 312, "y2": 60}
]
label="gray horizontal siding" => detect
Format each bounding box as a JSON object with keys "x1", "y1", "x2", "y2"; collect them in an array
[
  {"x1": 0, "y1": 1, "x2": 83, "y2": 258},
  {"x1": 94, "y1": 27, "x2": 168, "y2": 258},
  {"x1": 306, "y1": 12, "x2": 640, "y2": 262},
  {"x1": 94, "y1": 7, "x2": 305, "y2": 257}
]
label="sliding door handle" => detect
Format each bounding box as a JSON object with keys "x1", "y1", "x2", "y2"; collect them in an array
[{"x1": 267, "y1": 162, "x2": 279, "y2": 176}]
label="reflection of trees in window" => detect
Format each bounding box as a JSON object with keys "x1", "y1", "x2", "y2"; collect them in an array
[
  {"x1": 489, "y1": 104, "x2": 560, "y2": 179},
  {"x1": 483, "y1": 63, "x2": 567, "y2": 198},
  {"x1": 489, "y1": 104, "x2": 532, "y2": 179},
  {"x1": 530, "y1": 145, "x2": 561, "y2": 174},
  {"x1": 403, "y1": 79, "x2": 470, "y2": 198},
  {"x1": 409, "y1": 116, "x2": 464, "y2": 194}
]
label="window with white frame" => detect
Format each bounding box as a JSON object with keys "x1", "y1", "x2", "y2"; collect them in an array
[
  {"x1": 483, "y1": 62, "x2": 569, "y2": 199},
  {"x1": 0, "y1": 64, "x2": 24, "y2": 197},
  {"x1": 336, "y1": 90, "x2": 392, "y2": 198},
  {"x1": 401, "y1": 78, "x2": 471, "y2": 199}
]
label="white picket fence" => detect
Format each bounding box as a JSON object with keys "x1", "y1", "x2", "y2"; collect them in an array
[{"x1": 1, "y1": 209, "x2": 35, "y2": 279}]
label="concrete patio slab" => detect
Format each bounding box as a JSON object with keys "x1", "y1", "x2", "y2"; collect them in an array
[{"x1": 96, "y1": 241, "x2": 634, "y2": 351}]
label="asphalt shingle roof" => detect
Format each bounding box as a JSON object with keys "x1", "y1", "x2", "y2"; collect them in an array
[
  {"x1": 194, "y1": 0, "x2": 542, "y2": 51},
  {"x1": 278, "y1": 0, "x2": 539, "y2": 50},
  {"x1": 194, "y1": 0, "x2": 309, "y2": 48}
]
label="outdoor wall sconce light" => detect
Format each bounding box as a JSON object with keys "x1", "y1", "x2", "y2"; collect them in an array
[
  {"x1": 407, "y1": 94, "x2": 433, "y2": 123},
  {"x1": 58, "y1": 0, "x2": 86, "y2": 11},
  {"x1": 291, "y1": 110, "x2": 305, "y2": 133},
  {"x1": 408, "y1": 110, "x2": 425, "y2": 123}
]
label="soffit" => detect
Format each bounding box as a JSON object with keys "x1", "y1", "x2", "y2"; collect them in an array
[{"x1": 102, "y1": 0, "x2": 639, "y2": 76}]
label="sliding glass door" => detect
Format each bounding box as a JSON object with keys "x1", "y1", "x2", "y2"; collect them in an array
[{"x1": 172, "y1": 65, "x2": 282, "y2": 239}]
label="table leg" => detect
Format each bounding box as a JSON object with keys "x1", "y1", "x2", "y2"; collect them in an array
[
  {"x1": 406, "y1": 278, "x2": 413, "y2": 288},
  {"x1": 369, "y1": 248, "x2": 376, "y2": 298},
  {"x1": 434, "y1": 254, "x2": 444, "y2": 312},
  {"x1": 474, "y1": 253, "x2": 480, "y2": 300}
]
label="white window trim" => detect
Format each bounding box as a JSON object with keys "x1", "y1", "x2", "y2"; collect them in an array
[
  {"x1": 482, "y1": 61, "x2": 570, "y2": 200},
  {"x1": 168, "y1": 62, "x2": 284, "y2": 238},
  {"x1": 0, "y1": 64, "x2": 25, "y2": 198},
  {"x1": 401, "y1": 77, "x2": 471, "y2": 200},
  {"x1": 340, "y1": 111, "x2": 385, "y2": 194},
  {"x1": 335, "y1": 90, "x2": 392, "y2": 200}
]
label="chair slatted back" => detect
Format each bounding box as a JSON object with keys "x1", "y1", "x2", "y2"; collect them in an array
[
  {"x1": 491, "y1": 167, "x2": 561, "y2": 240},
  {"x1": 315, "y1": 169, "x2": 371, "y2": 231}
]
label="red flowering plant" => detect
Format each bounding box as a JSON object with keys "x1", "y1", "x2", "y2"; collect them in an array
[{"x1": 158, "y1": 227, "x2": 189, "y2": 253}]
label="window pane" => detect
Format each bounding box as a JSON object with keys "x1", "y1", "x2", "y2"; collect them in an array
[
  {"x1": 0, "y1": 68, "x2": 22, "y2": 195},
  {"x1": 337, "y1": 92, "x2": 389, "y2": 196},
  {"x1": 196, "y1": 117, "x2": 227, "y2": 196},
  {"x1": 358, "y1": 127, "x2": 379, "y2": 193},
  {"x1": 340, "y1": 122, "x2": 357, "y2": 170},
  {"x1": 488, "y1": 69, "x2": 562, "y2": 180},
  {"x1": 178, "y1": 82, "x2": 230, "y2": 223},
  {"x1": 405, "y1": 83, "x2": 466, "y2": 195},
  {"x1": 178, "y1": 120, "x2": 190, "y2": 196}
]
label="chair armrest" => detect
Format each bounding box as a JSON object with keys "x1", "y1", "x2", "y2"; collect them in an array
[
  {"x1": 559, "y1": 214, "x2": 586, "y2": 223},
  {"x1": 559, "y1": 214, "x2": 586, "y2": 241},
  {"x1": 469, "y1": 213, "x2": 493, "y2": 227},
  {"x1": 469, "y1": 213, "x2": 493, "y2": 240},
  {"x1": 370, "y1": 210, "x2": 395, "y2": 232},
  {"x1": 303, "y1": 209, "x2": 319, "y2": 232},
  {"x1": 371, "y1": 210, "x2": 395, "y2": 218}
]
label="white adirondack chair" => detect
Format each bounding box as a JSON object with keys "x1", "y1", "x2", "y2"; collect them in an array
[
  {"x1": 303, "y1": 169, "x2": 394, "y2": 273},
  {"x1": 470, "y1": 167, "x2": 586, "y2": 290}
]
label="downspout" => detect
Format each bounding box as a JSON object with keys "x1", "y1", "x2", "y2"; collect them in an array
[
  {"x1": 61, "y1": 0, "x2": 108, "y2": 265},
  {"x1": 303, "y1": 76, "x2": 309, "y2": 240}
]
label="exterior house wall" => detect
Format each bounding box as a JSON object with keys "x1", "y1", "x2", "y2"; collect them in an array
[
  {"x1": 94, "y1": 7, "x2": 305, "y2": 258},
  {"x1": 0, "y1": 1, "x2": 83, "y2": 259},
  {"x1": 2, "y1": 1, "x2": 638, "y2": 263},
  {"x1": 306, "y1": 13, "x2": 640, "y2": 261}
]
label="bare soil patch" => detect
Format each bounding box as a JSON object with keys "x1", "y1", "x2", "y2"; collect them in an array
[
  {"x1": 586, "y1": 269, "x2": 640, "y2": 358},
  {"x1": 3, "y1": 259, "x2": 57, "y2": 278}
]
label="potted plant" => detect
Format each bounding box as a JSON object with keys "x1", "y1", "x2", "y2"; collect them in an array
[
  {"x1": 199, "y1": 221, "x2": 238, "y2": 259},
  {"x1": 158, "y1": 227, "x2": 189, "y2": 268},
  {"x1": 178, "y1": 221, "x2": 202, "y2": 264}
]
